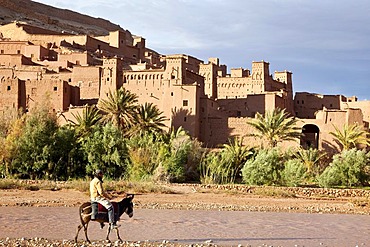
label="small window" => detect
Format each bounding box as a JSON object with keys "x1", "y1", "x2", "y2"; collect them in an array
[
  {"x1": 184, "y1": 117, "x2": 187, "y2": 122},
  {"x1": 17, "y1": 50, "x2": 20, "y2": 54},
  {"x1": 302, "y1": 100, "x2": 304, "y2": 104},
  {"x1": 53, "y1": 86, "x2": 57, "y2": 91},
  {"x1": 76, "y1": 60, "x2": 80, "y2": 65},
  {"x1": 7, "y1": 85, "x2": 11, "y2": 91},
  {"x1": 1, "y1": 50, "x2": 4, "y2": 54},
  {"x1": 297, "y1": 100, "x2": 299, "y2": 104},
  {"x1": 330, "y1": 104, "x2": 333, "y2": 107},
  {"x1": 68, "y1": 78, "x2": 72, "y2": 82},
  {"x1": 171, "y1": 92, "x2": 173, "y2": 96},
  {"x1": 183, "y1": 100, "x2": 188, "y2": 107}
]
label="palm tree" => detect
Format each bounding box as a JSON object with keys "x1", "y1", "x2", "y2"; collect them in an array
[
  {"x1": 246, "y1": 108, "x2": 301, "y2": 148},
  {"x1": 222, "y1": 137, "x2": 253, "y2": 183},
  {"x1": 97, "y1": 87, "x2": 138, "y2": 130},
  {"x1": 293, "y1": 147, "x2": 326, "y2": 175},
  {"x1": 329, "y1": 123, "x2": 370, "y2": 151},
  {"x1": 70, "y1": 105, "x2": 102, "y2": 139},
  {"x1": 130, "y1": 102, "x2": 167, "y2": 136}
]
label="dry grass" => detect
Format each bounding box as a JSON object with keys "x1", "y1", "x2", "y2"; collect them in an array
[
  {"x1": 0, "y1": 179, "x2": 176, "y2": 194},
  {"x1": 252, "y1": 186, "x2": 297, "y2": 198}
]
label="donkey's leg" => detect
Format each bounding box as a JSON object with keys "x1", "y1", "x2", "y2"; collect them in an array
[
  {"x1": 75, "y1": 224, "x2": 83, "y2": 242},
  {"x1": 105, "y1": 225, "x2": 112, "y2": 242},
  {"x1": 116, "y1": 228, "x2": 123, "y2": 242},
  {"x1": 84, "y1": 222, "x2": 91, "y2": 243}
]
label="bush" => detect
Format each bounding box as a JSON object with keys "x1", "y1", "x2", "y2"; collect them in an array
[
  {"x1": 241, "y1": 148, "x2": 285, "y2": 185},
  {"x1": 82, "y1": 124, "x2": 128, "y2": 179},
  {"x1": 318, "y1": 149, "x2": 370, "y2": 187},
  {"x1": 281, "y1": 159, "x2": 306, "y2": 187}
]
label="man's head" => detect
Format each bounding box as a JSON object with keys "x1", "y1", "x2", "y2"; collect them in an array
[{"x1": 95, "y1": 169, "x2": 103, "y2": 178}]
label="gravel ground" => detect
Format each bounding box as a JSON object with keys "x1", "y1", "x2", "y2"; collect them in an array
[
  {"x1": 1, "y1": 184, "x2": 370, "y2": 246},
  {"x1": 0, "y1": 238, "x2": 215, "y2": 247}
]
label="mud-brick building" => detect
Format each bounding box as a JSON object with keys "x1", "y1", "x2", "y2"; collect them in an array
[{"x1": 0, "y1": 21, "x2": 369, "y2": 152}]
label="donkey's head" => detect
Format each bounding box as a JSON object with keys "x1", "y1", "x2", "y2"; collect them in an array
[{"x1": 122, "y1": 194, "x2": 134, "y2": 218}]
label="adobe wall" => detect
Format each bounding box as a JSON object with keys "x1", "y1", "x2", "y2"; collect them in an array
[
  {"x1": 25, "y1": 79, "x2": 70, "y2": 112},
  {"x1": 24, "y1": 45, "x2": 48, "y2": 61},
  {"x1": 199, "y1": 62, "x2": 218, "y2": 99},
  {"x1": 0, "y1": 54, "x2": 24, "y2": 67},
  {"x1": 0, "y1": 78, "x2": 25, "y2": 113},
  {"x1": 294, "y1": 92, "x2": 343, "y2": 118},
  {"x1": 72, "y1": 66, "x2": 101, "y2": 100},
  {"x1": 344, "y1": 100, "x2": 370, "y2": 129},
  {"x1": 216, "y1": 94, "x2": 282, "y2": 117}
]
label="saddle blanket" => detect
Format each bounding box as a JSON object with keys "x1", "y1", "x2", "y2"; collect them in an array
[{"x1": 91, "y1": 201, "x2": 120, "y2": 221}]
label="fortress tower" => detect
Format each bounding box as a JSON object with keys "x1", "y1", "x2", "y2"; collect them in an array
[{"x1": 100, "y1": 57, "x2": 123, "y2": 99}]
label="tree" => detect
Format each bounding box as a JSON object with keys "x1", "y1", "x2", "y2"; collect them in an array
[
  {"x1": 81, "y1": 124, "x2": 128, "y2": 179},
  {"x1": 293, "y1": 147, "x2": 326, "y2": 176},
  {"x1": 221, "y1": 137, "x2": 253, "y2": 183},
  {"x1": 241, "y1": 148, "x2": 285, "y2": 185},
  {"x1": 97, "y1": 87, "x2": 138, "y2": 131},
  {"x1": 11, "y1": 107, "x2": 59, "y2": 178},
  {"x1": 130, "y1": 102, "x2": 167, "y2": 136},
  {"x1": 318, "y1": 149, "x2": 370, "y2": 187},
  {"x1": 247, "y1": 108, "x2": 301, "y2": 148},
  {"x1": 70, "y1": 105, "x2": 102, "y2": 140},
  {"x1": 329, "y1": 123, "x2": 370, "y2": 151}
]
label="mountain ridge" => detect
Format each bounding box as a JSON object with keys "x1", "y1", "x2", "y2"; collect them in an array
[{"x1": 0, "y1": 0, "x2": 125, "y2": 36}]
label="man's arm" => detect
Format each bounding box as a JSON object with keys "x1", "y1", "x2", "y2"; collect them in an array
[{"x1": 96, "y1": 181, "x2": 112, "y2": 200}]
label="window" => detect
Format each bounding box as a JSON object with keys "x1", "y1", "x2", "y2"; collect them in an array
[
  {"x1": 17, "y1": 50, "x2": 20, "y2": 54},
  {"x1": 302, "y1": 100, "x2": 304, "y2": 104},
  {"x1": 1, "y1": 50, "x2": 4, "y2": 54},
  {"x1": 171, "y1": 92, "x2": 173, "y2": 96},
  {"x1": 184, "y1": 117, "x2": 187, "y2": 122},
  {"x1": 53, "y1": 86, "x2": 57, "y2": 91},
  {"x1": 183, "y1": 100, "x2": 188, "y2": 107},
  {"x1": 7, "y1": 85, "x2": 11, "y2": 91}
]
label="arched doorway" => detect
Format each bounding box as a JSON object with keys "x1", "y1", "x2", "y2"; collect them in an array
[{"x1": 301, "y1": 124, "x2": 320, "y2": 149}]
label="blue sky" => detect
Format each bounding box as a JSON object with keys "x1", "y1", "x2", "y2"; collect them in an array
[{"x1": 35, "y1": 0, "x2": 370, "y2": 100}]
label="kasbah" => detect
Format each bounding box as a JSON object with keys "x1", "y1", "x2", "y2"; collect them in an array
[{"x1": 0, "y1": 21, "x2": 369, "y2": 153}]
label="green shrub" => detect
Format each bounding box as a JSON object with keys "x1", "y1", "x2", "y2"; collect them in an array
[
  {"x1": 318, "y1": 149, "x2": 370, "y2": 187},
  {"x1": 281, "y1": 159, "x2": 306, "y2": 187},
  {"x1": 241, "y1": 148, "x2": 284, "y2": 185}
]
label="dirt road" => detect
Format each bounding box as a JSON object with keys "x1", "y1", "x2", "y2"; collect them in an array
[{"x1": 1, "y1": 206, "x2": 370, "y2": 246}]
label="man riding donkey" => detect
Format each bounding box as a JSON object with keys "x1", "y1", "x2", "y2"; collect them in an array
[{"x1": 90, "y1": 169, "x2": 120, "y2": 229}]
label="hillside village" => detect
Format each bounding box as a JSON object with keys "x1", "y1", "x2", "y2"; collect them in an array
[{"x1": 0, "y1": 18, "x2": 369, "y2": 153}]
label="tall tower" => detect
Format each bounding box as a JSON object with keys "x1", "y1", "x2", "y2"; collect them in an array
[
  {"x1": 100, "y1": 57, "x2": 123, "y2": 100},
  {"x1": 275, "y1": 70, "x2": 294, "y2": 115},
  {"x1": 251, "y1": 61, "x2": 270, "y2": 93}
]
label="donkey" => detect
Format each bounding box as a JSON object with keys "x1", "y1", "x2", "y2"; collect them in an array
[{"x1": 75, "y1": 194, "x2": 134, "y2": 243}]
